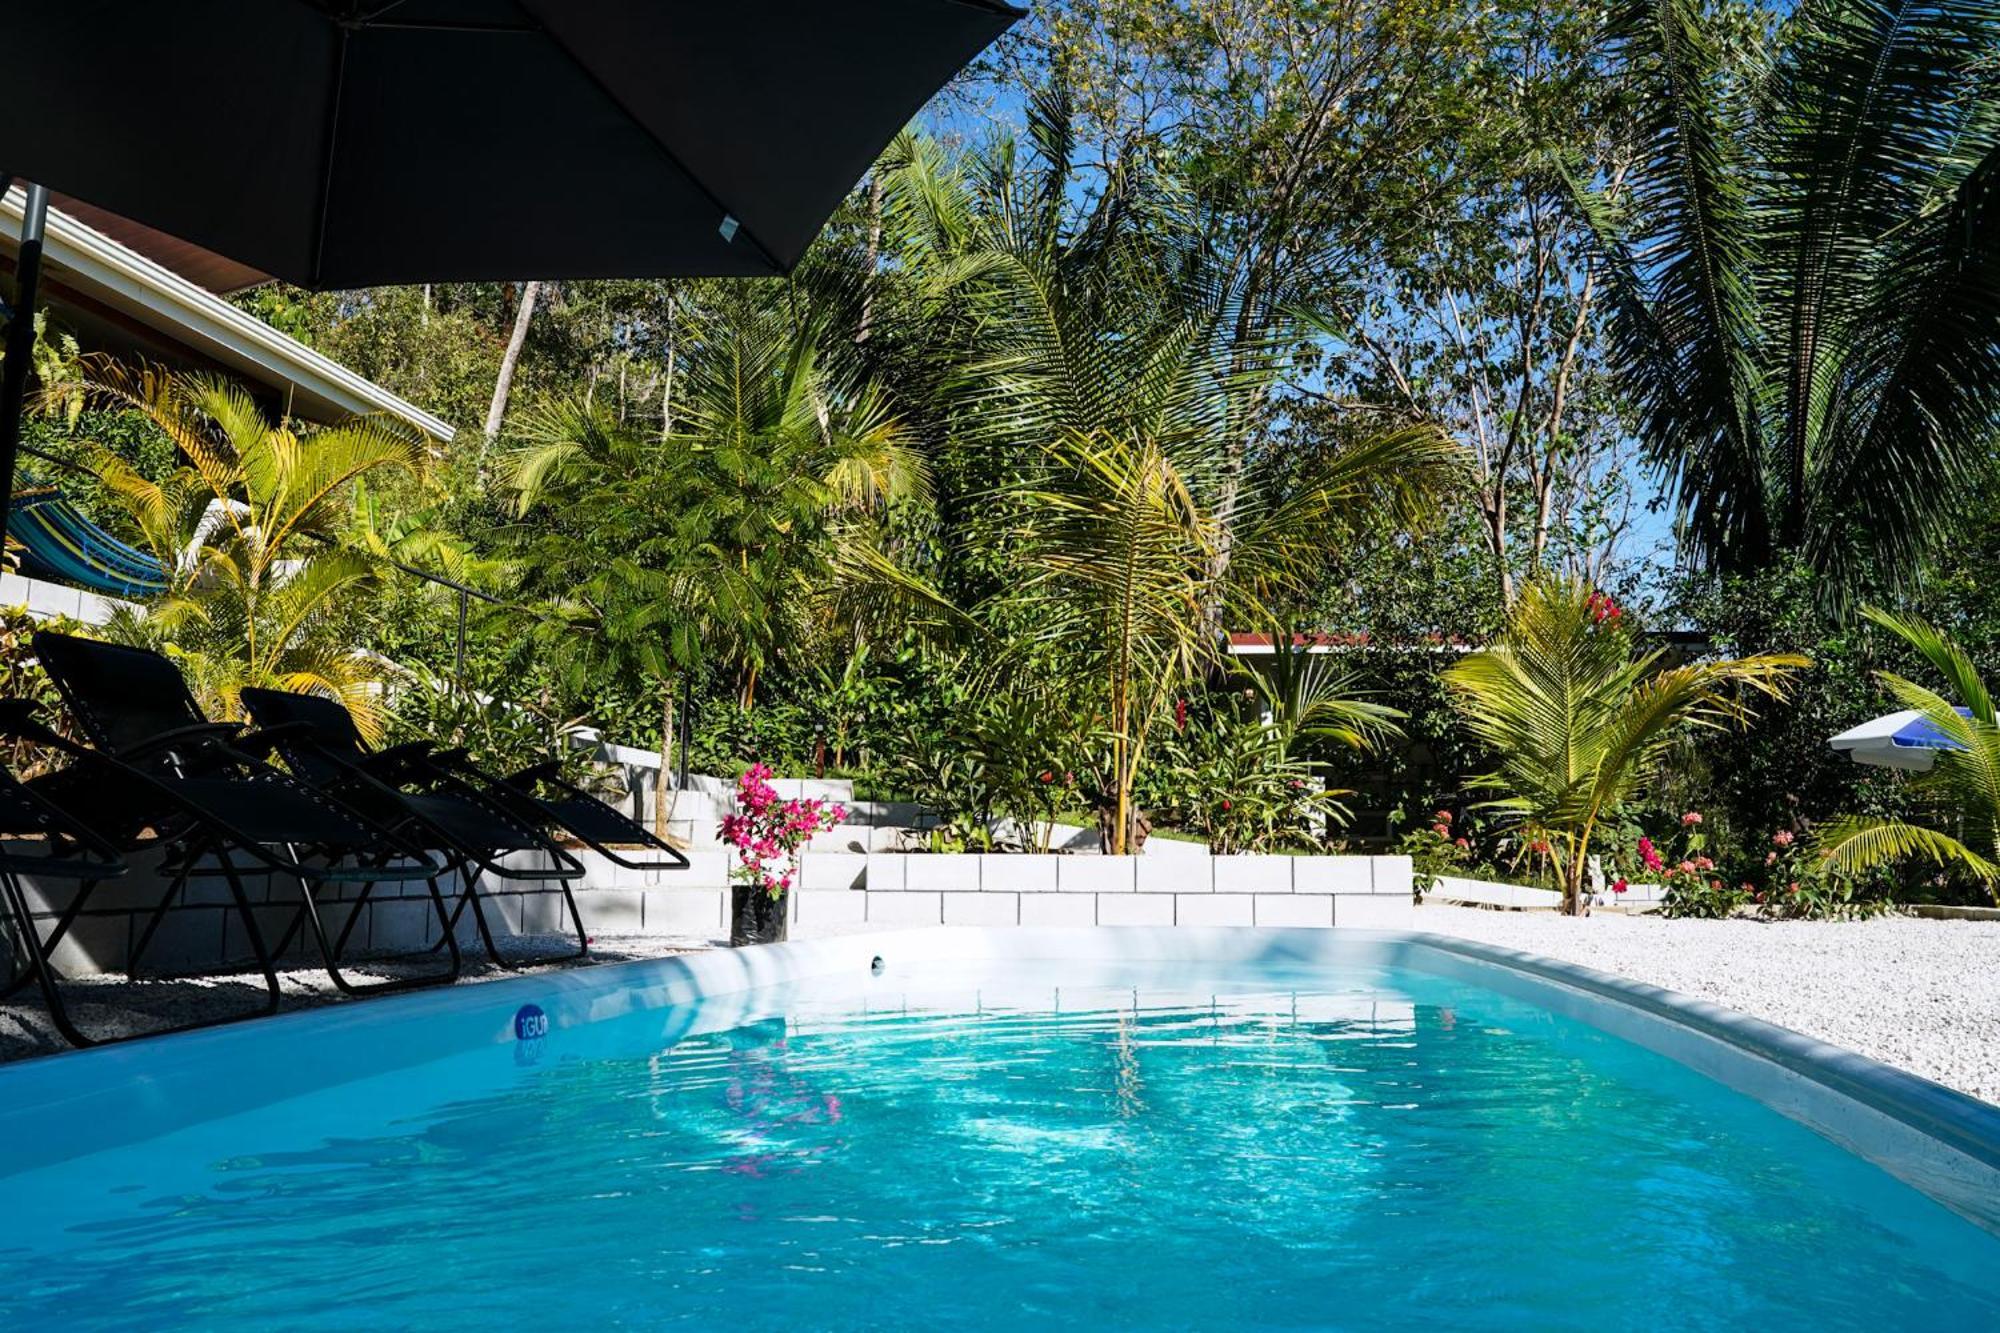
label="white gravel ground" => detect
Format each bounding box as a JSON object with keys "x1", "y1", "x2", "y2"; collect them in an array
[{"x1": 1416, "y1": 902, "x2": 2000, "y2": 1106}]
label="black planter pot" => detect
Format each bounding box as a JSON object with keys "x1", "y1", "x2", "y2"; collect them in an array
[{"x1": 731, "y1": 884, "x2": 789, "y2": 947}]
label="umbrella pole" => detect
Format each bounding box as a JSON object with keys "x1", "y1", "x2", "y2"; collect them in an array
[{"x1": 0, "y1": 180, "x2": 49, "y2": 543}]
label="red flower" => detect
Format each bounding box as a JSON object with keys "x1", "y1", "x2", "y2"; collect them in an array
[{"x1": 1612, "y1": 878, "x2": 1628, "y2": 895}]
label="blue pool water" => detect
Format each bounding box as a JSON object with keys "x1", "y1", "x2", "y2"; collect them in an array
[{"x1": 1, "y1": 956, "x2": 1997, "y2": 1330}]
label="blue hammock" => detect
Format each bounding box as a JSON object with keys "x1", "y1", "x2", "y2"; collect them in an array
[{"x1": 6, "y1": 483, "x2": 167, "y2": 599}]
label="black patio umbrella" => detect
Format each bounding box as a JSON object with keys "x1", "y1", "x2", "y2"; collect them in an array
[{"x1": 0, "y1": 0, "x2": 1021, "y2": 526}]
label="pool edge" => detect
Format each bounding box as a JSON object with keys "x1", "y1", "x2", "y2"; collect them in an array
[{"x1": 3, "y1": 925, "x2": 1995, "y2": 1233}]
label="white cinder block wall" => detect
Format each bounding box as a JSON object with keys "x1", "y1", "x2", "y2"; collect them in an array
[{"x1": 782, "y1": 852, "x2": 1416, "y2": 939}]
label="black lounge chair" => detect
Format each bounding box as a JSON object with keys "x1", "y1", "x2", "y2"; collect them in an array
[
  {"x1": 244, "y1": 686, "x2": 692, "y2": 874},
  {"x1": 29, "y1": 632, "x2": 462, "y2": 1002},
  {"x1": 0, "y1": 706, "x2": 144, "y2": 1046},
  {"x1": 236, "y1": 686, "x2": 600, "y2": 969},
  {"x1": 485, "y1": 759, "x2": 693, "y2": 877}
]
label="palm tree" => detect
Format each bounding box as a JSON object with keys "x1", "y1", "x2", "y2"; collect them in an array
[
  {"x1": 507, "y1": 297, "x2": 924, "y2": 817},
  {"x1": 1233, "y1": 629, "x2": 1405, "y2": 756},
  {"x1": 78, "y1": 359, "x2": 424, "y2": 734},
  {"x1": 1445, "y1": 577, "x2": 1805, "y2": 913},
  {"x1": 1817, "y1": 608, "x2": 2000, "y2": 902},
  {"x1": 882, "y1": 105, "x2": 1459, "y2": 852},
  {"x1": 1587, "y1": 0, "x2": 2000, "y2": 607}
]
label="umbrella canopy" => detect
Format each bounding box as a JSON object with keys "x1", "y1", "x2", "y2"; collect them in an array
[
  {"x1": 0, "y1": 0, "x2": 1020, "y2": 542},
  {"x1": 1828, "y1": 708, "x2": 1972, "y2": 772},
  {"x1": 0, "y1": 0, "x2": 1021, "y2": 286}
]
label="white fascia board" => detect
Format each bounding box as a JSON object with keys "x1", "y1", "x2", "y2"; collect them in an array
[{"x1": 2, "y1": 187, "x2": 455, "y2": 443}]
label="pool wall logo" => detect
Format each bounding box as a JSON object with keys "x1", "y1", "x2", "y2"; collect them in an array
[{"x1": 514, "y1": 1003, "x2": 550, "y2": 1066}]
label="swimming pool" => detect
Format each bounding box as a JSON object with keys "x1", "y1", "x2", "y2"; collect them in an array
[{"x1": 2, "y1": 928, "x2": 1996, "y2": 1329}]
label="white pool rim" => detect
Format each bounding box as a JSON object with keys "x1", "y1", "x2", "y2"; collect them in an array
[{"x1": 2, "y1": 927, "x2": 1996, "y2": 1234}]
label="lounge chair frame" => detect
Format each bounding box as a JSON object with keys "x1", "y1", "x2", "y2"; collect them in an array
[
  {"x1": 30, "y1": 634, "x2": 464, "y2": 1004},
  {"x1": 238, "y1": 687, "x2": 597, "y2": 969}
]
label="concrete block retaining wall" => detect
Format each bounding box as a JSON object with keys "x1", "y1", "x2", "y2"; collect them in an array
[
  {"x1": 782, "y1": 852, "x2": 1416, "y2": 936},
  {"x1": 9, "y1": 849, "x2": 1413, "y2": 976},
  {"x1": 1428, "y1": 873, "x2": 1665, "y2": 910}
]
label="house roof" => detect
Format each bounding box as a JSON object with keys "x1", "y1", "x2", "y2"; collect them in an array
[
  {"x1": 0, "y1": 186, "x2": 453, "y2": 441},
  {"x1": 1225, "y1": 631, "x2": 1474, "y2": 654}
]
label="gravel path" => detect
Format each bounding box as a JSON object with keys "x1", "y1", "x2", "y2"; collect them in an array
[{"x1": 1416, "y1": 903, "x2": 2000, "y2": 1106}]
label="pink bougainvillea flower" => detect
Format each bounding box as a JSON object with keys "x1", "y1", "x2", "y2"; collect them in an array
[
  {"x1": 722, "y1": 763, "x2": 843, "y2": 899},
  {"x1": 1638, "y1": 837, "x2": 1663, "y2": 873},
  {"x1": 1612, "y1": 878, "x2": 1628, "y2": 895}
]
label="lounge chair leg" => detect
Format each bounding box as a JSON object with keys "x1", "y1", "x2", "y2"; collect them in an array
[
  {"x1": 284, "y1": 859, "x2": 459, "y2": 998},
  {"x1": 126, "y1": 851, "x2": 201, "y2": 979},
  {"x1": 421, "y1": 874, "x2": 463, "y2": 977},
  {"x1": 330, "y1": 863, "x2": 387, "y2": 963},
  {"x1": 430, "y1": 856, "x2": 474, "y2": 952},
  {"x1": 213, "y1": 852, "x2": 282, "y2": 1018},
  {"x1": 1, "y1": 864, "x2": 278, "y2": 1049},
  {"x1": 1, "y1": 868, "x2": 100, "y2": 1048},
  {"x1": 426, "y1": 859, "x2": 519, "y2": 968},
  {"x1": 555, "y1": 878, "x2": 590, "y2": 961},
  {"x1": 35, "y1": 846, "x2": 125, "y2": 962}
]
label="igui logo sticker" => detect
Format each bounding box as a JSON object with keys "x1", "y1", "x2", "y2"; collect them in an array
[
  {"x1": 514, "y1": 1003, "x2": 550, "y2": 1066},
  {"x1": 514, "y1": 1003, "x2": 550, "y2": 1040}
]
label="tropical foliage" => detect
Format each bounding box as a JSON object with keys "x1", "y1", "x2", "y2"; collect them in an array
[
  {"x1": 881, "y1": 95, "x2": 1458, "y2": 851},
  {"x1": 75, "y1": 360, "x2": 423, "y2": 735},
  {"x1": 6, "y1": 0, "x2": 2000, "y2": 913},
  {"x1": 1816, "y1": 609, "x2": 2000, "y2": 904},
  {"x1": 1445, "y1": 578, "x2": 1805, "y2": 912},
  {"x1": 1587, "y1": 0, "x2": 2000, "y2": 608}
]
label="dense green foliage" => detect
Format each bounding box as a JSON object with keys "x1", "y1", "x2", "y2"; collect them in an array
[{"x1": 9, "y1": 0, "x2": 2000, "y2": 915}]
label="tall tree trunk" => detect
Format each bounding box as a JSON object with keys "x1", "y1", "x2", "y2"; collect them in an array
[
  {"x1": 856, "y1": 173, "x2": 884, "y2": 345},
  {"x1": 654, "y1": 673, "x2": 676, "y2": 838},
  {"x1": 483, "y1": 280, "x2": 541, "y2": 451},
  {"x1": 661, "y1": 287, "x2": 677, "y2": 443}
]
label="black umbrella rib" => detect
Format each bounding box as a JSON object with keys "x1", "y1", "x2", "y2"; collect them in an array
[
  {"x1": 946, "y1": 0, "x2": 1032, "y2": 16},
  {"x1": 359, "y1": 20, "x2": 540, "y2": 33},
  {"x1": 523, "y1": 15, "x2": 788, "y2": 275},
  {"x1": 310, "y1": 26, "x2": 351, "y2": 287}
]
